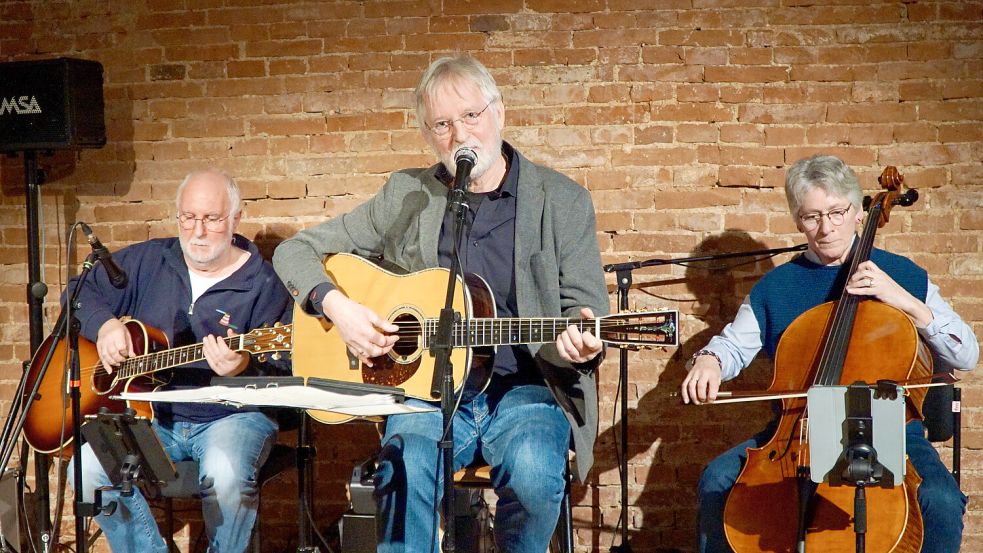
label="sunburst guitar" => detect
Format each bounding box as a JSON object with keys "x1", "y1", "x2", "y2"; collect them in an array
[
  {"x1": 21, "y1": 318, "x2": 292, "y2": 455},
  {"x1": 292, "y1": 253, "x2": 678, "y2": 424}
]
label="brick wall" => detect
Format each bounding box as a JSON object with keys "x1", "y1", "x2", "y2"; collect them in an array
[{"x1": 1, "y1": 1, "x2": 980, "y2": 551}]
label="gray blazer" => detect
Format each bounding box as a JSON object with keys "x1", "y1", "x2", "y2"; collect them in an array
[{"x1": 273, "y1": 149, "x2": 609, "y2": 482}]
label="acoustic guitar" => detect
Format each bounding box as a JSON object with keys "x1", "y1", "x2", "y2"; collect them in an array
[
  {"x1": 292, "y1": 253, "x2": 678, "y2": 424},
  {"x1": 22, "y1": 318, "x2": 292, "y2": 454}
]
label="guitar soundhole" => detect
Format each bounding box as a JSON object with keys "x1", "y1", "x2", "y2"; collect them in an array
[{"x1": 391, "y1": 312, "x2": 421, "y2": 361}]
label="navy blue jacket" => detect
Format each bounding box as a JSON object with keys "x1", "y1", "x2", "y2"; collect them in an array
[{"x1": 67, "y1": 235, "x2": 292, "y2": 423}]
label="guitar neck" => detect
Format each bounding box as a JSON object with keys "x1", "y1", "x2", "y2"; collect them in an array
[
  {"x1": 116, "y1": 335, "x2": 239, "y2": 379},
  {"x1": 425, "y1": 317, "x2": 597, "y2": 348}
]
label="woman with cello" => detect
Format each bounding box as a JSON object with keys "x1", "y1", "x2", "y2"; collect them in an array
[{"x1": 680, "y1": 154, "x2": 978, "y2": 552}]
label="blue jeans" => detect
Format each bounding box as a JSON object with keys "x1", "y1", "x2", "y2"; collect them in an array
[
  {"x1": 374, "y1": 384, "x2": 571, "y2": 553},
  {"x1": 697, "y1": 420, "x2": 966, "y2": 553},
  {"x1": 70, "y1": 411, "x2": 277, "y2": 553}
]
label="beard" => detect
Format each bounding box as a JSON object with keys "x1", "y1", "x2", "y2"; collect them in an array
[
  {"x1": 440, "y1": 135, "x2": 504, "y2": 186},
  {"x1": 180, "y1": 231, "x2": 233, "y2": 269}
]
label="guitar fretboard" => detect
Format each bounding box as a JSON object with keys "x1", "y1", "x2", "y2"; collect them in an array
[
  {"x1": 116, "y1": 335, "x2": 239, "y2": 378},
  {"x1": 422, "y1": 318, "x2": 595, "y2": 347}
]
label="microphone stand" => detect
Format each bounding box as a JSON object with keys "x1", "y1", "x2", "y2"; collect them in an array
[
  {"x1": 0, "y1": 245, "x2": 104, "y2": 552},
  {"x1": 602, "y1": 243, "x2": 808, "y2": 552},
  {"x1": 65, "y1": 253, "x2": 105, "y2": 552},
  {"x1": 429, "y1": 158, "x2": 474, "y2": 553}
]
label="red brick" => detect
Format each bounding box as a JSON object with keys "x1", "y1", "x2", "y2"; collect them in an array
[
  {"x1": 738, "y1": 104, "x2": 825, "y2": 124},
  {"x1": 705, "y1": 65, "x2": 789, "y2": 84},
  {"x1": 878, "y1": 144, "x2": 954, "y2": 167},
  {"x1": 611, "y1": 147, "x2": 698, "y2": 168},
  {"x1": 640, "y1": 46, "x2": 684, "y2": 65},
  {"x1": 676, "y1": 124, "x2": 719, "y2": 144},
  {"x1": 635, "y1": 125, "x2": 673, "y2": 145},
  {"x1": 619, "y1": 64, "x2": 703, "y2": 83},
  {"x1": 165, "y1": 43, "x2": 239, "y2": 62},
  {"x1": 785, "y1": 146, "x2": 876, "y2": 167},
  {"x1": 588, "y1": 84, "x2": 632, "y2": 103},
  {"x1": 566, "y1": 106, "x2": 638, "y2": 126},
  {"x1": 676, "y1": 84, "x2": 720, "y2": 103},
  {"x1": 228, "y1": 60, "x2": 266, "y2": 77},
  {"x1": 892, "y1": 123, "x2": 939, "y2": 144},
  {"x1": 684, "y1": 47, "x2": 727, "y2": 66},
  {"x1": 764, "y1": 127, "x2": 805, "y2": 147},
  {"x1": 650, "y1": 104, "x2": 734, "y2": 123},
  {"x1": 790, "y1": 64, "x2": 866, "y2": 82},
  {"x1": 250, "y1": 117, "x2": 327, "y2": 137},
  {"x1": 660, "y1": 29, "x2": 744, "y2": 47}
]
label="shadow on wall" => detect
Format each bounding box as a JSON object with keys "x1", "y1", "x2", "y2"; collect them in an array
[{"x1": 575, "y1": 230, "x2": 786, "y2": 552}]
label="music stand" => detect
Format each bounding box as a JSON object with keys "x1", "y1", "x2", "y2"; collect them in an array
[
  {"x1": 80, "y1": 408, "x2": 177, "y2": 513},
  {"x1": 807, "y1": 382, "x2": 906, "y2": 553}
]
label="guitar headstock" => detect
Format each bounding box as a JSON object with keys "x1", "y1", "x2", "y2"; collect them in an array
[
  {"x1": 597, "y1": 310, "x2": 678, "y2": 348},
  {"x1": 241, "y1": 323, "x2": 293, "y2": 358}
]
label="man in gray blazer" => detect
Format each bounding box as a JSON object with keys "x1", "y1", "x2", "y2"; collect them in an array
[{"x1": 273, "y1": 54, "x2": 608, "y2": 552}]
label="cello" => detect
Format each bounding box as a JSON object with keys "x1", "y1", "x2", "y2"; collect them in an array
[{"x1": 722, "y1": 166, "x2": 931, "y2": 552}]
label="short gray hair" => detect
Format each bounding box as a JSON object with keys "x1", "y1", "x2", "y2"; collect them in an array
[
  {"x1": 175, "y1": 168, "x2": 241, "y2": 218},
  {"x1": 414, "y1": 55, "x2": 502, "y2": 128},
  {"x1": 784, "y1": 154, "x2": 862, "y2": 215}
]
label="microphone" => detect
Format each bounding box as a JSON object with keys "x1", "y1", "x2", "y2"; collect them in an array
[
  {"x1": 80, "y1": 223, "x2": 128, "y2": 289},
  {"x1": 453, "y1": 147, "x2": 478, "y2": 192}
]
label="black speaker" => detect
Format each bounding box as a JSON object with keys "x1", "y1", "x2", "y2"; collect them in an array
[
  {"x1": 0, "y1": 57, "x2": 106, "y2": 152},
  {"x1": 0, "y1": 469, "x2": 20, "y2": 553}
]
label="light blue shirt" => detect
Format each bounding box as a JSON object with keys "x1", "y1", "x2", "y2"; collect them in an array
[{"x1": 705, "y1": 278, "x2": 979, "y2": 382}]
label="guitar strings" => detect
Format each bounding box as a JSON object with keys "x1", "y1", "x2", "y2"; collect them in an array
[{"x1": 77, "y1": 318, "x2": 669, "y2": 378}]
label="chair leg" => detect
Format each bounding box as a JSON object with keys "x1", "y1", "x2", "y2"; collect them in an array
[
  {"x1": 163, "y1": 497, "x2": 178, "y2": 553},
  {"x1": 549, "y1": 465, "x2": 574, "y2": 553},
  {"x1": 250, "y1": 493, "x2": 262, "y2": 553},
  {"x1": 953, "y1": 386, "x2": 961, "y2": 486},
  {"x1": 297, "y1": 413, "x2": 316, "y2": 550}
]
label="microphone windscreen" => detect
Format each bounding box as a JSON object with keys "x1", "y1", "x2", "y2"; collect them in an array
[{"x1": 454, "y1": 147, "x2": 477, "y2": 165}]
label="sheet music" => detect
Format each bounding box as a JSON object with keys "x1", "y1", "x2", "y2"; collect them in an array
[{"x1": 116, "y1": 385, "x2": 435, "y2": 416}]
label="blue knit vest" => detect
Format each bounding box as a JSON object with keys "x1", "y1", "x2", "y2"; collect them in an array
[{"x1": 750, "y1": 247, "x2": 928, "y2": 359}]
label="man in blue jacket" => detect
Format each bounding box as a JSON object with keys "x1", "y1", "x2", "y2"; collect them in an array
[{"x1": 69, "y1": 168, "x2": 292, "y2": 553}]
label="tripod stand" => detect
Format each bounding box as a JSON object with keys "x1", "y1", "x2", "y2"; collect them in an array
[
  {"x1": 0, "y1": 154, "x2": 107, "y2": 551},
  {"x1": 0, "y1": 151, "x2": 53, "y2": 551}
]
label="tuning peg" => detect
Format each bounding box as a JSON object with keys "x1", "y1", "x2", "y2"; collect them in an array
[
  {"x1": 271, "y1": 352, "x2": 281, "y2": 361},
  {"x1": 257, "y1": 354, "x2": 267, "y2": 362}
]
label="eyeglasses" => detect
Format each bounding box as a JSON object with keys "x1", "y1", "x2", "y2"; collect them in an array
[
  {"x1": 177, "y1": 213, "x2": 230, "y2": 231},
  {"x1": 798, "y1": 205, "x2": 852, "y2": 230},
  {"x1": 425, "y1": 100, "x2": 494, "y2": 137}
]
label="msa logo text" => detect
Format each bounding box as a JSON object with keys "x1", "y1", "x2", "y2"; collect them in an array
[{"x1": 0, "y1": 96, "x2": 42, "y2": 115}]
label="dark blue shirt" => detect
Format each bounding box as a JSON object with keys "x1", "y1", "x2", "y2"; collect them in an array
[
  {"x1": 749, "y1": 248, "x2": 928, "y2": 359},
  {"x1": 437, "y1": 142, "x2": 542, "y2": 391}
]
